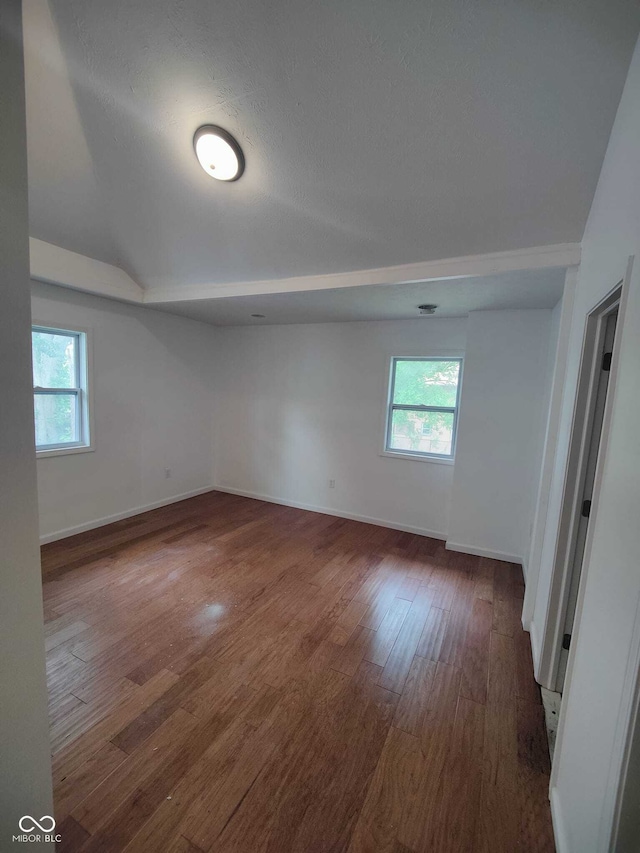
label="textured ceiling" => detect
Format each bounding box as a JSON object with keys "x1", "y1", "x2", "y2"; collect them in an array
[
  {"x1": 149, "y1": 267, "x2": 566, "y2": 326},
  {"x1": 24, "y1": 0, "x2": 640, "y2": 295}
]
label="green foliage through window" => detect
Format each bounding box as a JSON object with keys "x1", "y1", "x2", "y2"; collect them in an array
[
  {"x1": 32, "y1": 327, "x2": 85, "y2": 449},
  {"x1": 387, "y1": 358, "x2": 462, "y2": 458}
]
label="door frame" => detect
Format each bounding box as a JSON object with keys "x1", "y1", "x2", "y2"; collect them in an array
[
  {"x1": 537, "y1": 269, "x2": 628, "y2": 693},
  {"x1": 548, "y1": 255, "x2": 637, "y2": 850}
]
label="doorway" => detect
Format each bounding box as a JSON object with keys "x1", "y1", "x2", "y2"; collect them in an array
[
  {"x1": 556, "y1": 305, "x2": 618, "y2": 689},
  {"x1": 539, "y1": 282, "x2": 623, "y2": 697}
]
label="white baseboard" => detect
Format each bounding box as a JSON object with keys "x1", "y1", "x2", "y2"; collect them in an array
[
  {"x1": 213, "y1": 485, "x2": 447, "y2": 541},
  {"x1": 39, "y1": 485, "x2": 217, "y2": 544},
  {"x1": 530, "y1": 620, "x2": 541, "y2": 677},
  {"x1": 550, "y1": 786, "x2": 569, "y2": 853},
  {"x1": 444, "y1": 540, "x2": 523, "y2": 565}
]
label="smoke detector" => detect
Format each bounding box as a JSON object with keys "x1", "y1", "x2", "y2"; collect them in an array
[{"x1": 418, "y1": 304, "x2": 438, "y2": 315}]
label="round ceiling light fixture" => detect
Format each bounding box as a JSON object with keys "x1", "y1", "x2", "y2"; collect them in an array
[
  {"x1": 251, "y1": 313, "x2": 266, "y2": 319},
  {"x1": 418, "y1": 304, "x2": 438, "y2": 315},
  {"x1": 193, "y1": 125, "x2": 245, "y2": 181}
]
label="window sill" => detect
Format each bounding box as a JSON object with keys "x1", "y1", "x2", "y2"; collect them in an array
[
  {"x1": 379, "y1": 450, "x2": 455, "y2": 465},
  {"x1": 36, "y1": 444, "x2": 94, "y2": 459}
]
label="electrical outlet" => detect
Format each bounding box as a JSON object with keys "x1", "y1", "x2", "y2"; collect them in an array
[
  {"x1": 329, "y1": 479, "x2": 335, "y2": 489},
  {"x1": 165, "y1": 467, "x2": 172, "y2": 479}
]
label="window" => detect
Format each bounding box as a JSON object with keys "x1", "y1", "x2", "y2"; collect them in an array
[
  {"x1": 32, "y1": 325, "x2": 92, "y2": 454},
  {"x1": 385, "y1": 357, "x2": 462, "y2": 460}
]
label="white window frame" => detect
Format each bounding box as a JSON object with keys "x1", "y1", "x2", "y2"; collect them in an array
[
  {"x1": 32, "y1": 323, "x2": 94, "y2": 458},
  {"x1": 381, "y1": 355, "x2": 464, "y2": 464}
]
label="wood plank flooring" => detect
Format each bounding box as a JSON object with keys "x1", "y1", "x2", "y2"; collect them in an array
[{"x1": 42, "y1": 492, "x2": 555, "y2": 852}]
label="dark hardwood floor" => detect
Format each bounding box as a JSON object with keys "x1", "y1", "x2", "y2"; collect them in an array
[{"x1": 42, "y1": 491, "x2": 555, "y2": 852}]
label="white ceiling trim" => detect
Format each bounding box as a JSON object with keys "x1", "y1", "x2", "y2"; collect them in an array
[
  {"x1": 144, "y1": 243, "x2": 581, "y2": 304},
  {"x1": 29, "y1": 238, "x2": 144, "y2": 303},
  {"x1": 28, "y1": 237, "x2": 580, "y2": 306}
]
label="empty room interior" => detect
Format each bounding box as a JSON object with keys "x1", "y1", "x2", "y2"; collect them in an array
[{"x1": 3, "y1": 1, "x2": 640, "y2": 851}]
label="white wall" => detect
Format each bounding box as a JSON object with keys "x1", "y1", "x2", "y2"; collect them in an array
[
  {"x1": 32, "y1": 282, "x2": 219, "y2": 541},
  {"x1": 526, "y1": 36, "x2": 640, "y2": 853},
  {"x1": 447, "y1": 309, "x2": 554, "y2": 565},
  {"x1": 0, "y1": 2, "x2": 54, "y2": 848},
  {"x1": 523, "y1": 271, "x2": 577, "y2": 635},
  {"x1": 33, "y1": 292, "x2": 559, "y2": 558},
  {"x1": 214, "y1": 318, "x2": 466, "y2": 538}
]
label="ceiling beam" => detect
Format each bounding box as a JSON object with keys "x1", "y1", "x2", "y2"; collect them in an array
[
  {"x1": 29, "y1": 238, "x2": 144, "y2": 303},
  {"x1": 144, "y1": 242, "x2": 581, "y2": 304},
  {"x1": 29, "y1": 237, "x2": 581, "y2": 306}
]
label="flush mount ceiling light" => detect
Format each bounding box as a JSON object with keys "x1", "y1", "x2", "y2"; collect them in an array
[
  {"x1": 193, "y1": 125, "x2": 245, "y2": 181},
  {"x1": 418, "y1": 304, "x2": 438, "y2": 315},
  {"x1": 251, "y1": 313, "x2": 266, "y2": 319}
]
